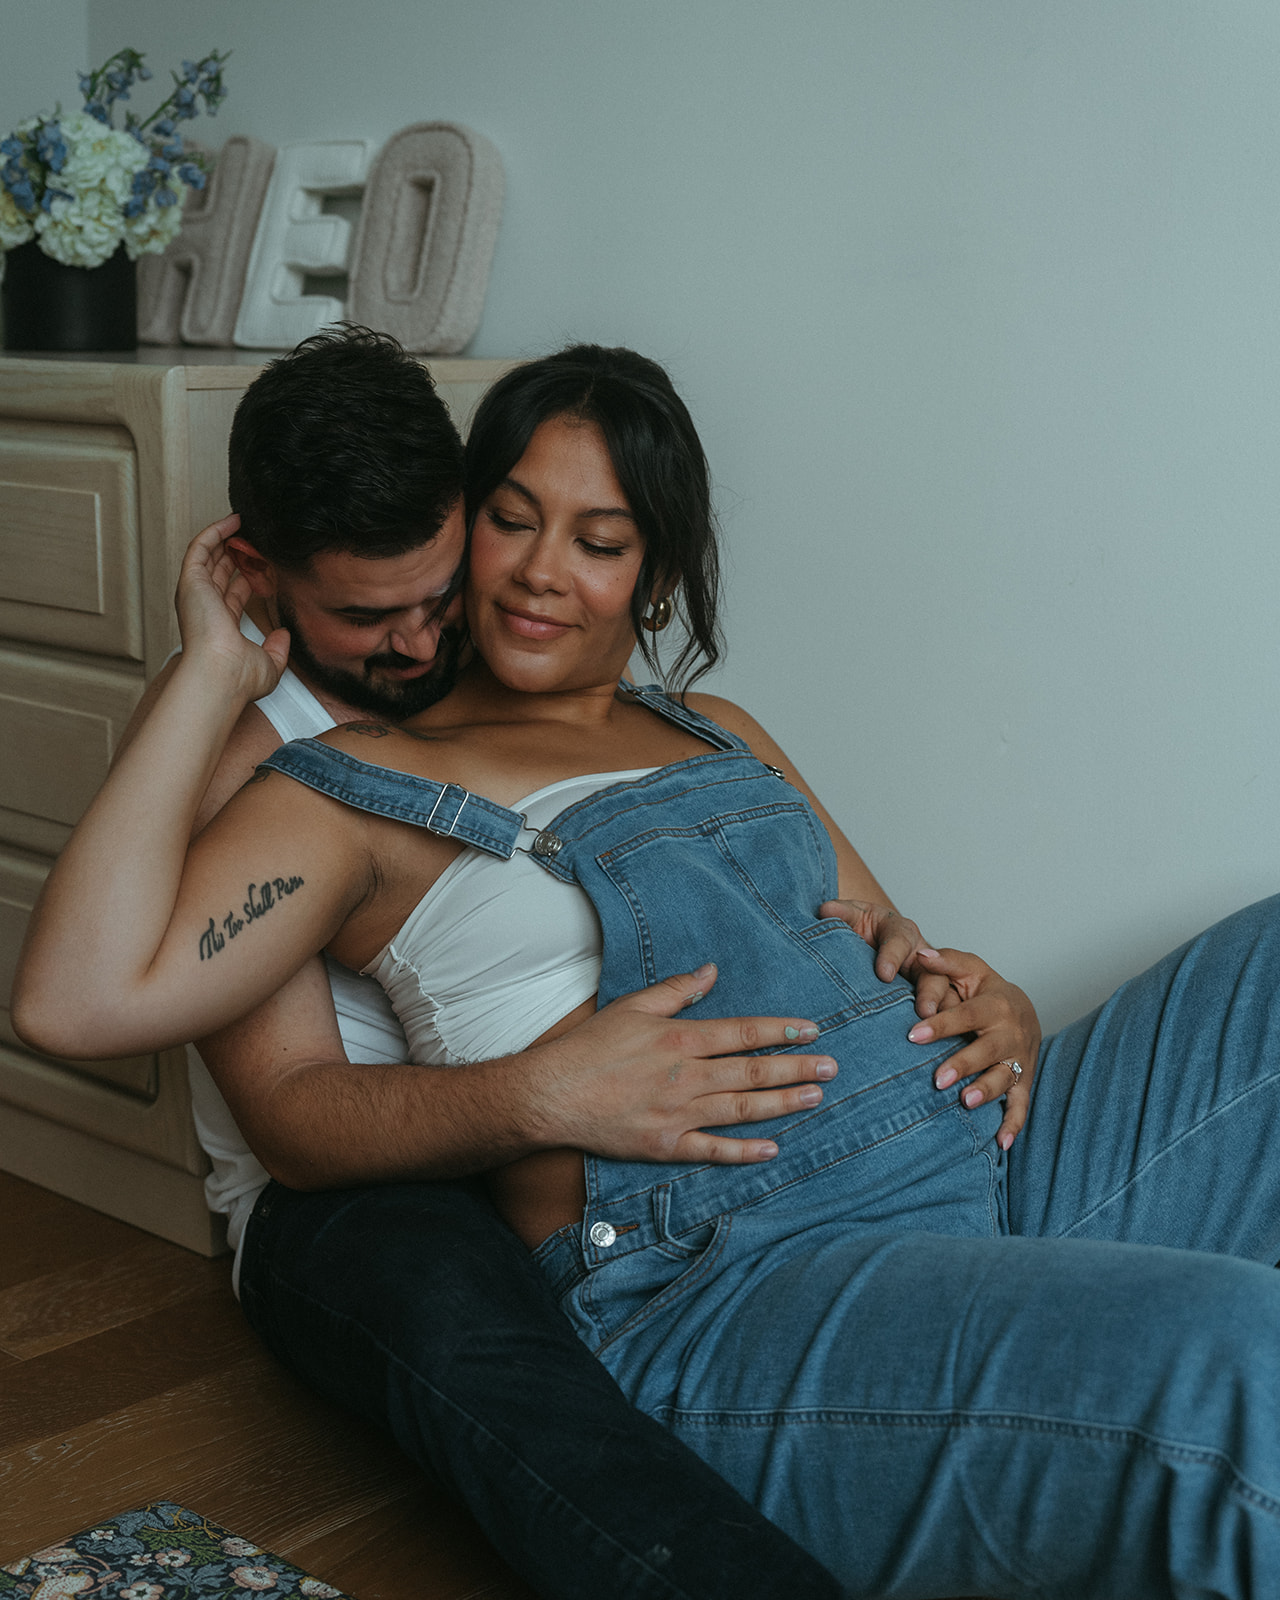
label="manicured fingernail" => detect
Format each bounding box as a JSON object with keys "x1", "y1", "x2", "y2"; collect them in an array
[
  {"x1": 757, "y1": 1142, "x2": 779, "y2": 1160},
  {"x1": 815, "y1": 1058, "x2": 837, "y2": 1079},
  {"x1": 998, "y1": 1131, "x2": 1014, "y2": 1151},
  {"x1": 963, "y1": 1088, "x2": 984, "y2": 1108},
  {"x1": 935, "y1": 1066, "x2": 958, "y2": 1089},
  {"x1": 798, "y1": 1085, "x2": 823, "y2": 1106},
  {"x1": 694, "y1": 963, "x2": 715, "y2": 978},
  {"x1": 908, "y1": 1024, "x2": 934, "y2": 1043},
  {"x1": 919, "y1": 947, "x2": 941, "y2": 958},
  {"x1": 798, "y1": 1024, "x2": 819, "y2": 1040}
]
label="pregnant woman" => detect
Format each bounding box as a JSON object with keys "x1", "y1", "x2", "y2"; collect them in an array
[{"x1": 18, "y1": 344, "x2": 1280, "y2": 1599}]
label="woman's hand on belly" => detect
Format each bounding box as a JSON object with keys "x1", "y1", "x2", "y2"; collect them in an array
[
  {"x1": 900, "y1": 947, "x2": 1042, "y2": 1150},
  {"x1": 820, "y1": 898, "x2": 950, "y2": 1014}
]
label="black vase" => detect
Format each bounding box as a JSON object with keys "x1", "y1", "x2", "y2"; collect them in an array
[{"x1": 2, "y1": 239, "x2": 137, "y2": 352}]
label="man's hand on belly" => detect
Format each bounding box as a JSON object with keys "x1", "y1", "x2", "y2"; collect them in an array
[{"x1": 513, "y1": 963, "x2": 837, "y2": 1165}]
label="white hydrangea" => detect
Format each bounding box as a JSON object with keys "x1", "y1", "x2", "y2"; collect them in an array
[
  {"x1": 122, "y1": 179, "x2": 190, "y2": 258},
  {"x1": 22, "y1": 110, "x2": 161, "y2": 267},
  {"x1": 35, "y1": 186, "x2": 125, "y2": 268},
  {"x1": 1, "y1": 48, "x2": 226, "y2": 276},
  {"x1": 57, "y1": 111, "x2": 149, "y2": 207}
]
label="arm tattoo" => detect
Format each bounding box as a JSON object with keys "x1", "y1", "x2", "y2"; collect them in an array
[
  {"x1": 198, "y1": 875, "x2": 305, "y2": 960},
  {"x1": 346, "y1": 722, "x2": 393, "y2": 738}
]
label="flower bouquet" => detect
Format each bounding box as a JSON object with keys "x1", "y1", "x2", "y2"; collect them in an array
[{"x1": 0, "y1": 48, "x2": 228, "y2": 350}]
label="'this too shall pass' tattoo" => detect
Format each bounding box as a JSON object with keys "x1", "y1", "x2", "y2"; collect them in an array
[{"x1": 198, "y1": 876, "x2": 305, "y2": 961}]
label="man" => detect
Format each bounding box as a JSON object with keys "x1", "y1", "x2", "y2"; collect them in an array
[{"x1": 130, "y1": 327, "x2": 849, "y2": 1599}]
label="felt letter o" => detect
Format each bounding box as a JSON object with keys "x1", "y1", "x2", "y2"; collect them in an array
[{"x1": 348, "y1": 123, "x2": 504, "y2": 354}]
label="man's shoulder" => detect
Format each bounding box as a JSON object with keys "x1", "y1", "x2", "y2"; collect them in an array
[{"x1": 196, "y1": 700, "x2": 292, "y2": 829}]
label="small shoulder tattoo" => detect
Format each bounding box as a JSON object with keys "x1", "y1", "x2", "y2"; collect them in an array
[{"x1": 344, "y1": 721, "x2": 394, "y2": 738}]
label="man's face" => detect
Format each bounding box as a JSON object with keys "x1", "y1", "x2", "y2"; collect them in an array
[{"x1": 270, "y1": 501, "x2": 468, "y2": 719}]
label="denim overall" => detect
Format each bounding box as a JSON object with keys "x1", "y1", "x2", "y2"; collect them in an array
[{"x1": 262, "y1": 688, "x2": 1280, "y2": 1599}]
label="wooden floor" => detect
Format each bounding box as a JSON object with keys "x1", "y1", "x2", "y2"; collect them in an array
[{"x1": 0, "y1": 1171, "x2": 537, "y2": 1599}]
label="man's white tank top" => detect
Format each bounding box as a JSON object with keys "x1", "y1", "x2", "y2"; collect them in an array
[{"x1": 188, "y1": 618, "x2": 410, "y2": 1290}]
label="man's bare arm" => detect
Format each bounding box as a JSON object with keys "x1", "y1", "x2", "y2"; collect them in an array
[
  {"x1": 126, "y1": 640, "x2": 837, "y2": 1186},
  {"x1": 196, "y1": 959, "x2": 837, "y2": 1190}
]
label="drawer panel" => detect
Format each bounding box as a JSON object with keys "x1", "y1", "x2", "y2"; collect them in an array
[
  {"x1": 0, "y1": 419, "x2": 143, "y2": 660},
  {"x1": 0, "y1": 852, "x2": 155, "y2": 1097},
  {"x1": 0, "y1": 649, "x2": 141, "y2": 841}
]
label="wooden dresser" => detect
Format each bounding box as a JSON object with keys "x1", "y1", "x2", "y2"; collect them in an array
[{"x1": 0, "y1": 350, "x2": 510, "y2": 1252}]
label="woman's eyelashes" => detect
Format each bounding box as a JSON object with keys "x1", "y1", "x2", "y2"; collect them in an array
[
  {"x1": 484, "y1": 507, "x2": 630, "y2": 558},
  {"x1": 486, "y1": 508, "x2": 532, "y2": 534}
]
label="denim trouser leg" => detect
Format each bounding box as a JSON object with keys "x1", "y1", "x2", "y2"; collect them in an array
[
  {"x1": 533, "y1": 895, "x2": 1280, "y2": 1598},
  {"x1": 238, "y1": 1178, "x2": 843, "y2": 1600},
  {"x1": 594, "y1": 1217, "x2": 1280, "y2": 1600},
  {"x1": 1010, "y1": 892, "x2": 1280, "y2": 1259}
]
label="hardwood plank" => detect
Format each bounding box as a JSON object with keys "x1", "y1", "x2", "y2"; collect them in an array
[
  {"x1": 0, "y1": 1237, "x2": 225, "y2": 1359},
  {"x1": 0, "y1": 1172, "x2": 150, "y2": 1289},
  {"x1": 0, "y1": 1176, "x2": 533, "y2": 1597},
  {"x1": 294, "y1": 1494, "x2": 539, "y2": 1600},
  {"x1": 0, "y1": 1354, "x2": 423, "y2": 1561},
  {"x1": 0, "y1": 1287, "x2": 247, "y2": 1450}
]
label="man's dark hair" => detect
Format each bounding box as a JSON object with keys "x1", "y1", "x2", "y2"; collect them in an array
[
  {"x1": 228, "y1": 324, "x2": 465, "y2": 568},
  {"x1": 465, "y1": 344, "x2": 722, "y2": 692}
]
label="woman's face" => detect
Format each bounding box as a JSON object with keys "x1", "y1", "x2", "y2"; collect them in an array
[{"x1": 467, "y1": 414, "x2": 651, "y2": 695}]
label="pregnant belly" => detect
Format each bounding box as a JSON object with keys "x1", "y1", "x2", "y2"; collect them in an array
[{"x1": 485, "y1": 995, "x2": 594, "y2": 1248}]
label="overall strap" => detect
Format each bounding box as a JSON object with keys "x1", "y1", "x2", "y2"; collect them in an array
[
  {"x1": 258, "y1": 739, "x2": 527, "y2": 859},
  {"x1": 621, "y1": 682, "x2": 751, "y2": 753}
]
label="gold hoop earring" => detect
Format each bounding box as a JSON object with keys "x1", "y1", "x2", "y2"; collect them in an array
[{"x1": 642, "y1": 596, "x2": 674, "y2": 633}]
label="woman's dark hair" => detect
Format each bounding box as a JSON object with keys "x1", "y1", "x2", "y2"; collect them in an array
[
  {"x1": 229, "y1": 324, "x2": 465, "y2": 568},
  {"x1": 465, "y1": 344, "x2": 722, "y2": 691}
]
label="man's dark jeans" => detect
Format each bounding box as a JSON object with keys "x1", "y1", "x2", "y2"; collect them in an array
[{"x1": 238, "y1": 1178, "x2": 841, "y2": 1600}]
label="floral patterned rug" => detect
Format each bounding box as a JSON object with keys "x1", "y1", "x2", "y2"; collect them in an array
[{"x1": 0, "y1": 1503, "x2": 350, "y2": 1598}]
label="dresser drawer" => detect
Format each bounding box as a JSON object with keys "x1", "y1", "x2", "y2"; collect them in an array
[
  {"x1": 0, "y1": 649, "x2": 142, "y2": 855},
  {"x1": 0, "y1": 418, "x2": 143, "y2": 660}
]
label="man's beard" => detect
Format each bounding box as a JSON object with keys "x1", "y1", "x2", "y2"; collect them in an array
[{"x1": 275, "y1": 596, "x2": 467, "y2": 720}]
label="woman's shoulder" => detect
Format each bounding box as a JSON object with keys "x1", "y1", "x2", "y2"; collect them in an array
[
  {"x1": 681, "y1": 693, "x2": 801, "y2": 778},
  {"x1": 682, "y1": 692, "x2": 769, "y2": 745}
]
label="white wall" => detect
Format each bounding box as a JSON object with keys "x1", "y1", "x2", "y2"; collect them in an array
[
  {"x1": 0, "y1": 1, "x2": 89, "y2": 133},
  {"x1": 46, "y1": 1, "x2": 1280, "y2": 1027}
]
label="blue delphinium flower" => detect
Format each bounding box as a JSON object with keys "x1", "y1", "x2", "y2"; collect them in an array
[
  {"x1": 2, "y1": 159, "x2": 37, "y2": 214},
  {"x1": 35, "y1": 122, "x2": 68, "y2": 173}
]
